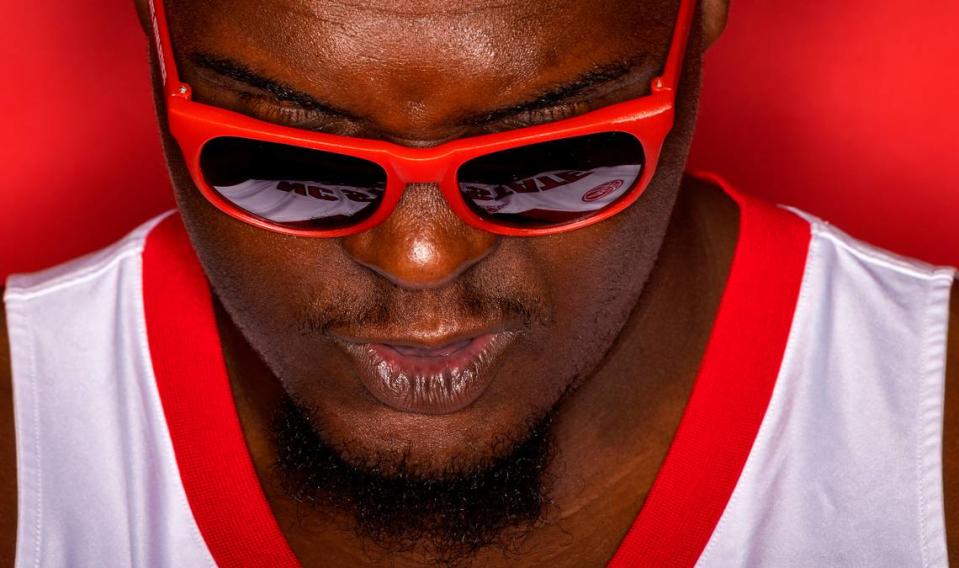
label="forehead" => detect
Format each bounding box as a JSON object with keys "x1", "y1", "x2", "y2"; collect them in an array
[{"x1": 166, "y1": 0, "x2": 677, "y2": 134}]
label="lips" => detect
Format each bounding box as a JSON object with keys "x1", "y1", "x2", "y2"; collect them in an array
[{"x1": 337, "y1": 330, "x2": 516, "y2": 415}]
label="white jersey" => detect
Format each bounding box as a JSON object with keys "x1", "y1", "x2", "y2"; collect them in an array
[{"x1": 4, "y1": 176, "x2": 956, "y2": 567}]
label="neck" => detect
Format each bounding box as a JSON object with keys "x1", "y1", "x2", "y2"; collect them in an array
[{"x1": 535, "y1": 176, "x2": 739, "y2": 560}]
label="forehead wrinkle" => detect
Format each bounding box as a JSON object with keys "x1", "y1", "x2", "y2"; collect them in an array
[{"x1": 287, "y1": 8, "x2": 540, "y2": 105}]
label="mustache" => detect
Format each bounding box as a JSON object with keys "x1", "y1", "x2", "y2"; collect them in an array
[{"x1": 298, "y1": 276, "x2": 552, "y2": 336}]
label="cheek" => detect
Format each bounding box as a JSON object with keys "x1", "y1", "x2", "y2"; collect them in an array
[
  {"x1": 175, "y1": 176, "x2": 365, "y2": 364},
  {"x1": 535, "y1": 210, "x2": 661, "y2": 363}
]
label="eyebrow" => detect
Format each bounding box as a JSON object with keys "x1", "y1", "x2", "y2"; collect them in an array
[
  {"x1": 190, "y1": 53, "x2": 357, "y2": 119},
  {"x1": 461, "y1": 60, "x2": 645, "y2": 127},
  {"x1": 189, "y1": 51, "x2": 646, "y2": 127}
]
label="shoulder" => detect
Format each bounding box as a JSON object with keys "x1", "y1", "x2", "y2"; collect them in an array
[
  {"x1": 801, "y1": 217, "x2": 959, "y2": 559},
  {"x1": 946, "y1": 280, "x2": 958, "y2": 564},
  {"x1": 773, "y1": 204, "x2": 959, "y2": 559},
  {"x1": 0, "y1": 288, "x2": 15, "y2": 566}
]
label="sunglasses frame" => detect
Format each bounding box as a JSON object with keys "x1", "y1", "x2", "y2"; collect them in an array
[{"x1": 149, "y1": 0, "x2": 696, "y2": 237}]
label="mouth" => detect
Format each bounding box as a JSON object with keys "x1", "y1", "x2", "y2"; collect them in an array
[{"x1": 337, "y1": 330, "x2": 517, "y2": 415}]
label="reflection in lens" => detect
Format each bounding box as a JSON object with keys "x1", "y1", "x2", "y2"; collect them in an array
[
  {"x1": 211, "y1": 179, "x2": 384, "y2": 225},
  {"x1": 199, "y1": 137, "x2": 387, "y2": 230},
  {"x1": 457, "y1": 132, "x2": 645, "y2": 228}
]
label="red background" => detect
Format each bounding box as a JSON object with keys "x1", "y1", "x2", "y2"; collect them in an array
[{"x1": 1, "y1": 1, "x2": 957, "y2": 280}]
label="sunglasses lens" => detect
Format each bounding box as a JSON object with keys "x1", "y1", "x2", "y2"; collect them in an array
[
  {"x1": 457, "y1": 132, "x2": 645, "y2": 229},
  {"x1": 199, "y1": 137, "x2": 388, "y2": 230}
]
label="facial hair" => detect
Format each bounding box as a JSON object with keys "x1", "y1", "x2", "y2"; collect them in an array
[{"x1": 272, "y1": 394, "x2": 557, "y2": 565}]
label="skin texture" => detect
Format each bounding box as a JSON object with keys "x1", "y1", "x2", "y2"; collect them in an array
[{"x1": 0, "y1": 2, "x2": 957, "y2": 567}]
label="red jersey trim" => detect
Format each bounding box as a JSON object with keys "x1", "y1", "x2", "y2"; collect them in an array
[
  {"x1": 608, "y1": 172, "x2": 812, "y2": 566},
  {"x1": 142, "y1": 217, "x2": 300, "y2": 568},
  {"x1": 142, "y1": 174, "x2": 811, "y2": 567}
]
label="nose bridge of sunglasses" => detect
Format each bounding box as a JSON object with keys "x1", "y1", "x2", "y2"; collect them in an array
[{"x1": 387, "y1": 150, "x2": 459, "y2": 187}]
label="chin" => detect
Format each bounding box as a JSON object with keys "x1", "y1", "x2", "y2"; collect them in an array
[
  {"x1": 265, "y1": 327, "x2": 572, "y2": 478},
  {"x1": 271, "y1": 390, "x2": 559, "y2": 560},
  {"x1": 295, "y1": 379, "x2": 558, "y2": 479}
]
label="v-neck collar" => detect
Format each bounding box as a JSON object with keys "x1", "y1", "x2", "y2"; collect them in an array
[{"x1": 142, "y1": 173, "x2": 811, "y2": 568}]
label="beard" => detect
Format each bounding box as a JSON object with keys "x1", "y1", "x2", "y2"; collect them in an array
[{"x1": 271, "y1": 394, "x2": 557, "y2": 565}]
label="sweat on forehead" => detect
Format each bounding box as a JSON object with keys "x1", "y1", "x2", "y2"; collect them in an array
[{"x1": 165, "y1": 0, "x2": 679, "y2": 138}]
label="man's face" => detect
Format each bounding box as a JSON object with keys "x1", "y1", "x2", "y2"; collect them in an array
[{"x1": 157, "y1": 0, "x2": 697, "y2": 480}]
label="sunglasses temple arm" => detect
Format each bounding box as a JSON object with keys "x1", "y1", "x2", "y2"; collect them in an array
[
  {"x1": 148, "y1": 0, "x2": 191, "y2": 100},
  {"x1": 655, "y1": 0, "x2": 697, "y2": 94}
]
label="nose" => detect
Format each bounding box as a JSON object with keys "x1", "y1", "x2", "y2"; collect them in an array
[{"x1": 341, "y1": 184, "x2": 499, "y2": 289}]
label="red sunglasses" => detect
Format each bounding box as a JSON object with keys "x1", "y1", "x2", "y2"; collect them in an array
[{"x1": 150, "y1": 0, "x2": 695, "y2": 237}]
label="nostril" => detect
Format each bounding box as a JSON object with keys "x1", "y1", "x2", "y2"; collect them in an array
[
  {"x1": 342, "y1": 223, "x2": 500, "y2": 290},
  {"x1": 344, "y1": 230, "x2": 499, "y2": 290}
]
